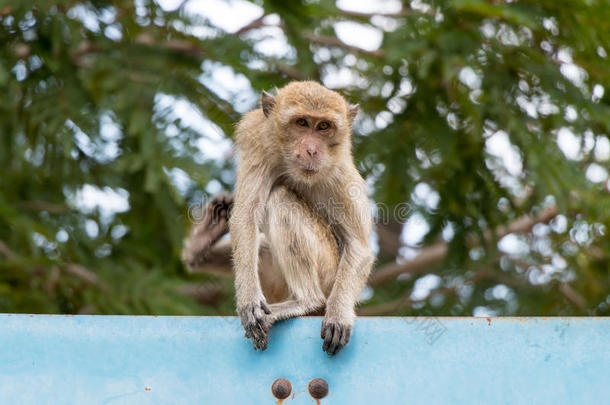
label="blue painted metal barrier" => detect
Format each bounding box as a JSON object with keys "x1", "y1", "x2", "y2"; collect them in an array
[{"x1": 0, "y1": 315, "x2": 608, "y2": 404}]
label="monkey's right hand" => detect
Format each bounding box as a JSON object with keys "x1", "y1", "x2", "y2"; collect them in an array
[{"x1": 238, "y1": 299, "x2": 272, "y2": 351}]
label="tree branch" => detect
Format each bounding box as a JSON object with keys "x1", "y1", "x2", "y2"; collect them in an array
[
  {"x1": 359, "y1": 265, "x2": 508, "y2": 316},
  {"x1": 65, "y1": 263, "x2": 101, "y2": 286},
  {"x1": 368, "y1": 206, "x2": 559, "y2": 286},
  {"x1": 274, "y1": 62, "x2": 306, "y2": 80},
  {"x1": 0, "y1": 240, "x2": 16, "y2": 260},
  {"x1": 18, "y1": 200, "x2": 71, "y2": 214},
  {"x1": 302, "y1": 31, "x2": 385, "y2": 58},
  {"x1": 175, "y1": 282, "x2": 224, "y2": 306},
  {"x1": 235, "y1": 14, "x2": 267, "y2": 36},
  {"x1": 559, "y1": 282, "x2": 586, "y2": 309},
  {"x1": 358, "y1": 286, "x2": 455, "y2": 316},
  {"x1": 340, "y1": 8, "x2": 431, "y2": 19},
  {"x1": 71, "y1": 35, "x2": 206, "y2": 68},
  {"x1": 369, "y1": 242, "x2": 448, "y2": 286}
]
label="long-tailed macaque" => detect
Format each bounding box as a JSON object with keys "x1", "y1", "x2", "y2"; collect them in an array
[{"x1": 185, "y1": 81, "x2": 374, "y2": 355}]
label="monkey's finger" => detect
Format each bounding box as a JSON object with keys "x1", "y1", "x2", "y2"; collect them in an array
[
  {"x1": 245, "y1": 322, "x2": 259, "y2": 340},
  {"x1": 253, "y1": 330, "x2": 269, "y2": 351},
  {"x1": 261, "y1": 301, "x2": 271, "y2": 315},
  {"x1": 217, "y1": 193, "x2": 232, "y2": 206},
  {"x1": 250, "y1": 328, "x2": 262, "y2": 348},
  {"x1": 321, "y1": 323, "x2": 329, "y2": 339},
  {"x1": 252, "y1": 308, "x2": 270, "y2": 333},
  {"x1": 322, "y1": 324, "x2": 335, "y2": 353},
  {"x1": 239, "y1": 314, "x2": 251, "y2": 331},
  {"x1": 241, "y1": 308, "x2": 257, "y2": 328},
  {"x1": 251, "y1": 306, "x2": 264, "y2": 324},
  {"x1": 245, "y1": 323, "x2": 257, "y2": 340},
  {"x1": 329, "y1": 326, "x2": 342, "y2": 355},
  {"x1": 251, "y1": 319, "x2": 269, "y2": 344},
  {"x1": 256, "y1": 340, "x2": 268, "y2": 351},
  {"x1": 330, "y1": 325, "x2": 351, "y2": 355},
  {"x1": 255, "y1": 326, "x2": 267, "y2": 344},
  {"x1": 252, "y1": 335, "x2": 260, "y2": 350},
  {"x1": 339, "y1": 325, "x2": 352, "y2": 347},
  {"x1": 242, "y1": 313, "x2": 260, "y2": 338},
  {"x1": 260, "y1": 334, "x2": 269, "y2": 351}
]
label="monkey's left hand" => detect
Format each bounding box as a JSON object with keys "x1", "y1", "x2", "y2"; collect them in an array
[
  {"x1": 239, "y1": 300, "x2": 272, "y2": 351},
  {"x1": 321, "y1": 319, "x2": 352, "y2": 355}
]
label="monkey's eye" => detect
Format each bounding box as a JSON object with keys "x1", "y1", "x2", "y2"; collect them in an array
[
  {"x1": 317, "y1": 121, "x2": 331, "y2": 131},
  {"x1": 295, "y1": 118, "x2": 308, "y2": 127}
]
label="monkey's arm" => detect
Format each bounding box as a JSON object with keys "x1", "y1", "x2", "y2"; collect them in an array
[
  {"x1": 321, "y1": 181, "x2": 375, "y2": 355},
  {"x1": 229, "y1": 163, "x2": 276, "y2": 350}
]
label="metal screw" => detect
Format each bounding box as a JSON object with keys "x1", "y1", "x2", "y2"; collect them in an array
[
  {"x1": 308, "y1": 378, "x2": 329, "y2": 399},
  {"x1": 271, "y1": 378, "x2": 292, "y2": 399}
]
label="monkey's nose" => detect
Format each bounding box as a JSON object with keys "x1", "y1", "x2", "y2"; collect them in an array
[{"x1": 307, "y1": 146, "x2": 317, "y2": 158}]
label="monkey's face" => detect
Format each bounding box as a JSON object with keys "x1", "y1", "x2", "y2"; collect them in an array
[
  {"x1": 283, "y1": 114, "x2": 343, "y2": 182},
  {"x1": 260, "y1": 81, "x2": 359, "y2": 184}
]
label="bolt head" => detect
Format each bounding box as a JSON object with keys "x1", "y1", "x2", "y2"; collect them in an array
[
  {"x1": 308, "y1": 378, "x2": 329, "y2": 399},
  {"x1": 271, "y1": 378, "x2": 292, "y2": 399}
]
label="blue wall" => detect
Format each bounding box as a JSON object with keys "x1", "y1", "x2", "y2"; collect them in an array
[{"x1": 0, "y1": 315, "x2": 608, "y2": 404}]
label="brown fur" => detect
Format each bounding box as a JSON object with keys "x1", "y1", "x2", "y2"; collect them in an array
[{"x1": 217, "y1": 81, "x2": 373, "y2": 355}]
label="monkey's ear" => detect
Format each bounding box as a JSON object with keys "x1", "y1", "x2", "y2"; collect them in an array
[
  {"x1": 261, "y1": 90, "x2": 276, "y2": 118},
  {"x1": 348, "y1": 104, "x2": 360, "y2": 125}
]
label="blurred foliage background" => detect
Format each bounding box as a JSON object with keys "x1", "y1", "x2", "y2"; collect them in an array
[{"x1": 0, "y1": 0, "x2": 608, "y2": 316}]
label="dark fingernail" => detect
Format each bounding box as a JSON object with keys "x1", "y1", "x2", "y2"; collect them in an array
[
  {"x1": 271, "y1": 378, "x2": 291, "y2": 399},
  {"x1": 308, "y1": 378, "x2": 329, "y2": 399}
]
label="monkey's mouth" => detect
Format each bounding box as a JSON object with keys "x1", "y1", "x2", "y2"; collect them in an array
[
  {"x1": 298, "y1": 165, "x2": 320, "y2": 176},
  {"x1": 301, "y1": 168, "x2": 319, "y2": 175},
  {"x1": 295, "y1": 161, "x2": 320, "y2": 175}
]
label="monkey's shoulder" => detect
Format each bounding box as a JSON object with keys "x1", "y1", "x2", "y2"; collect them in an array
[{"x1": 234, "y1": 109, "x2": 266, "y2": 144}]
